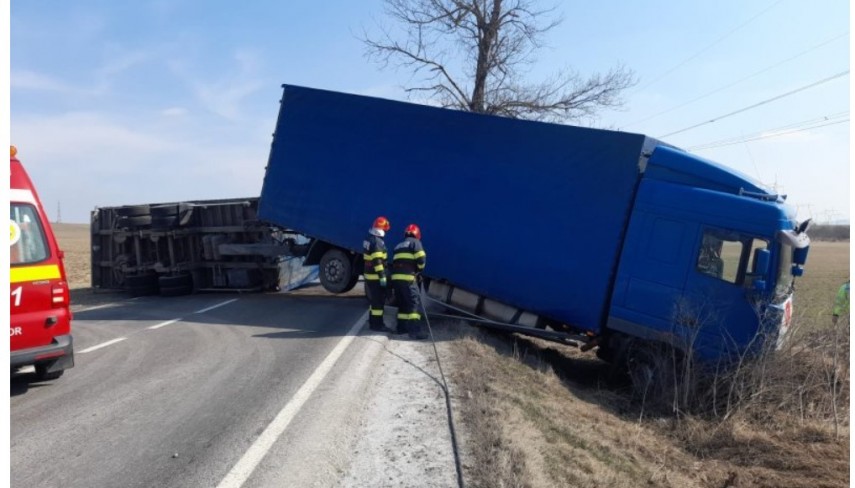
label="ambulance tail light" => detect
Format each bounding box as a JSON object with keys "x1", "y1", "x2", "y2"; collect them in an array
[{"x1": 52, "y1": 281, "x2": 69, "y2": 307}]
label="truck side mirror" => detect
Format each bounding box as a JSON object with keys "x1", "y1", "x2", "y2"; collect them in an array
[
  {"x1": 753, "y1": 248, "x2": 770, "y2": 275},
  {"x1": 793, "y1": 246, "x2": 809, "y2": 266}
]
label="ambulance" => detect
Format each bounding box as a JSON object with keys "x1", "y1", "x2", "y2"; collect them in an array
[{"x1": 10, "y1": 146, "x2": 74, "y2": 380}]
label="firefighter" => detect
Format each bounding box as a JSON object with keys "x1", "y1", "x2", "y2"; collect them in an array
[
  {"x1": 832, "y1": 280, "x2": 849, "y2": 325},
  {"x1": 363, "y1": 216, "x2": 393, "y2": 332},
  {"x1": 392, "y1": 223, "x2": 428, "y2": 339}
]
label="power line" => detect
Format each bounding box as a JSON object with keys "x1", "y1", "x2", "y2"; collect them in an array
[
  {"x1": 687, "y1": 111, "x2": 848, "y2": 148},
  {"x1": 687, "y1": 116, "x2": 849, "y2": 150},
  {"x1": 622, "y1": 31, "x2": 849, "y2": 129},
  {"x1": 657, "y1": 70, "x2": 849, "y2": 138},
  {"x1": 634, "y1": 0, "x2": 785, "y2": 93}
]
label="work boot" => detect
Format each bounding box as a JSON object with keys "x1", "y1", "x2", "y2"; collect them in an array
[
  {"x1": 394, "y1": 320, "x2": 410, "y2": 336},
  {"x1": 409, "y1": 323, "x2": 428, "y2": 340},
  {"x1": 368, "y1": 320, "x2": 393, "y2": 333}
]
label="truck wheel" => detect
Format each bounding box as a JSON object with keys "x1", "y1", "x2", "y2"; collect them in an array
[
  {"x1": 626, "y1": 346, "x2": 675, "y2": 406},
  {"x1": 150, "y1": 204, "x2": 179, "y2": 218},
  {"x1": 151, "y1": 216, "x2": 177, "y2": 229},
  {"x1": 125, "y1": 273, "x2": 159, "y2": 296},
  {"x1": 319, "y1": 248, "x2": 355, "y2": 293},
  {"x1": 119, "y1": 215, "x2": 152, "y2": 228},
  {"x1": 35, "y1": 364, "x2": 64, "y2": 381},
  {"x1": 158, "y1": 274, "x2": 193, "y2": 296},
  {"x1": 115, "y1": 205, "x2": 150, "y2": 217},
  {"x1": 344, "y1": 271, "x2": 360, "y2": 293},
  {"x1": 160, "y1": 285, "x2": 192, "y2": 297}
]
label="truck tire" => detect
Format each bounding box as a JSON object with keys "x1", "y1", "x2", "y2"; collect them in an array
[
  {"x1": 158, "y1": 274, "x2": 193, "y2": 296},
  {"x1": 115, "y1": 205, "x2": 150, "y2": 217},
  {"x1": 319, "y1": 248, "x2": 356, "y2": 293},
  {"x1": 119, "y1": 215, "x2": 152, "y2": 228},
  {"x1": 35, "y1": 364, "x2": 64, "y2": 381},
  {"x1": 125, "y1": 273, "x2": 159, "y2": 296},
  {"x1": 626, "y1": 345, "x2": 676, "y2": 406},
  {"x1": 160, "y1": 285, "x2": 192, "y2": 297},
  {"x1": 345, "y1": 272, "x2": 360, "y2": 292},
  {"x1": 150, "y1": 216, "x2": 177, "y2": 229},
  {"x1": 150, "y1": 204, "x2": 179, "y2": 218}
]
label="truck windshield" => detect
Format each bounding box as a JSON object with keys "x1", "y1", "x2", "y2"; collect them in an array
[
  {"x1": 776, "y1": 243, "x2": 794, "y2": 298},
  {"x1": 10, "y1": 203, "x2": 49, "y2": 265}
]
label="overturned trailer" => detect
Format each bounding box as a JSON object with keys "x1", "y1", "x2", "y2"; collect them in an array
[{"x1": 90, "y1": 197, "x2": 316, "y2": 295}]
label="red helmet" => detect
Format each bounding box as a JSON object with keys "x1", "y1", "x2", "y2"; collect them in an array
[
  {"x1": 404, "y1": 223, "x2": 421, "y2": 240},
  {"x1": 373, "y1": 216, "x2": 391, "y2": 232}
]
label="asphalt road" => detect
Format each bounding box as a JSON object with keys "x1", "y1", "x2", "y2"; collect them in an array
[{"x1": 10, "y1": 292, "x2": 391, "y2": 488}]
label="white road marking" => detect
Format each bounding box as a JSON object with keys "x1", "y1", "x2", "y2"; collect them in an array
[
  {"x1": 215, "y1": 312, "x2": 369, "y2": 488},
  {"x1": 194, "y1": 298, "x2": 239, "y2": 314},
  {"x1": 148, "y1": 319, "x2": 180, "y2": 330},
  {"x1": 77, "y1": 298, "x2": 239, "y2": 353},
  {"x1": 74, "y1": 303, "x2": 116, "y2": 313},
  {"x1": 78, "y1": 337, "x2": 127, "y2": 354}
]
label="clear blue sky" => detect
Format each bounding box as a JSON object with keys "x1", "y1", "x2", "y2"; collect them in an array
[{"x1": 10, "y1": 0, "x2": 851, "y2": 224}]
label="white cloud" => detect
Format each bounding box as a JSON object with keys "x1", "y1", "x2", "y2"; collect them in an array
[
  {"x1": 194, "y1": 78, "x2": 266, "y2": 120},
  {"x1": 12, "y1": 111, "x2": 269, "y2": 223},
  {"x1": 168, "y1": 50, "x2": 268, "y2": 121},
  {"x1": 96, "y1": 47, "x2": 153, "y2": 78},
  {"x1": 161, "y1": 107, "x2": 188, "y2": 117},
  {"x1": 12, "y1": 70, "x2": 77, "y2": 93}
]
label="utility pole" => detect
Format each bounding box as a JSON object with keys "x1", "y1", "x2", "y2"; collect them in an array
[{"x1": 56, "y1": 201, "x2": 62, "y2": 224}]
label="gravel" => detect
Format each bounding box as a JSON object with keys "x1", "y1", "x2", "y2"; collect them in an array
[{"x1": 337, "y1": 335, "x2": 460, "y2": 488}]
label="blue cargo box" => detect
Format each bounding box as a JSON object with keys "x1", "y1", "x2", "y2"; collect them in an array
[{"x1": 259, "y1": 85, "x2": 653, "y2": 332}]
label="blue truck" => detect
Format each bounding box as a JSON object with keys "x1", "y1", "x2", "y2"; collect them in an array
[
  {"x1": 257, "y1": 85, "x2": 811, "y2": 377},
  {"x1": 91, "y1": 84, "x2": 811, "y2": 385}
]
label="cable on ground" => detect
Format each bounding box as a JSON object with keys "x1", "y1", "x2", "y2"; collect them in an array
[{"x1": 418, "y1": 281, "x2": 466, "y2": 488}]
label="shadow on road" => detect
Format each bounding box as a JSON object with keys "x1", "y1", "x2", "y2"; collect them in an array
[{"x1": 10, "y1": 371, "x2": 57, "y2": 397}]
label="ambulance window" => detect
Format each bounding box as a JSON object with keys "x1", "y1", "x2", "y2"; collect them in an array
[{"x1": 10, "y1": 204, "x2": 49, "y2": 265}]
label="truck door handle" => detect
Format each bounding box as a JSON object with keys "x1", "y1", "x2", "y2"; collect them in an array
[{"x1": 45, "y1": 316, "x2": 58, "y2": 326}]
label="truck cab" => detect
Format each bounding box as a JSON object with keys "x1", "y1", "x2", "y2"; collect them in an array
[
  {"x1": 10, "y1": 146, "x2": 74, "y2": 381},
  {"x1": 608, "y1": 145, "x2": 808, "y2": 363}
]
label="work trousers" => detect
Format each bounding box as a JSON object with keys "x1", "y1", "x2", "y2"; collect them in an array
[
  {"x1": 393, "y1": 279, "x2": 426, "y2": 339},
  {"x1": 365, "y1": 279, "x2": 386, "y2": 328}
]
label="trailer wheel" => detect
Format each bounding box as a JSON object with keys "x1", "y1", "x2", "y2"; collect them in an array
[
  {"x1": 319, "y1": 248, "x2": 355, "y2": 293},
  {"x1": 160, "y1": 285, "x2": 192, "y2": 297},
  {"x1": 345, "y1": 271, "x2": 360, "y2": 292},
  {"x1": 150, "y1": 216, "x2": 177, "y2": 229},
  {"x1": 150, "y1": 204, "x2": 179, "y2": 217},
  {"x1": 158, "y1": 274, "x2": 193, "y2": 296},
  {"x1": 125, "y1": 273, "x2": 159, "y2": 296},
  {"x1": 119, "y1": 215, "x2": 152, "y2": 228},
  {"x1": 35, "y1": 364, "x2": 64, "y2": 381},
  {"x1": 115, "y1": 205, "x2": 150, "y2": 217}
]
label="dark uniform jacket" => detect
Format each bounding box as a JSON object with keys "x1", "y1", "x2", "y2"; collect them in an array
[
  {"x1": 391, "y1": 237, "x2": 426, "y2": 281},
  {"x1": 362, "y1": 231, "x2": 387, "y2": 281}
]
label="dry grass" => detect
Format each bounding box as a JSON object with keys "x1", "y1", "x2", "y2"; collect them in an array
[
  {"x1": 52, "y1": 223, "x2": 125, "y2": 308},
  {"x1": 53, "y1": 223, "x2": 91, "y2": 288},
  {"x1": 441, "y1": 241, "x2": 849, "y2": 488},
  {"x1": 791, "y1": 241, "x2": 849, "y2": 333}
]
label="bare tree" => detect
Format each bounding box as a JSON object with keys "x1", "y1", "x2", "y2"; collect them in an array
[{"x1": 363, "y1": 0, "x2": 636, "y2": 122}]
